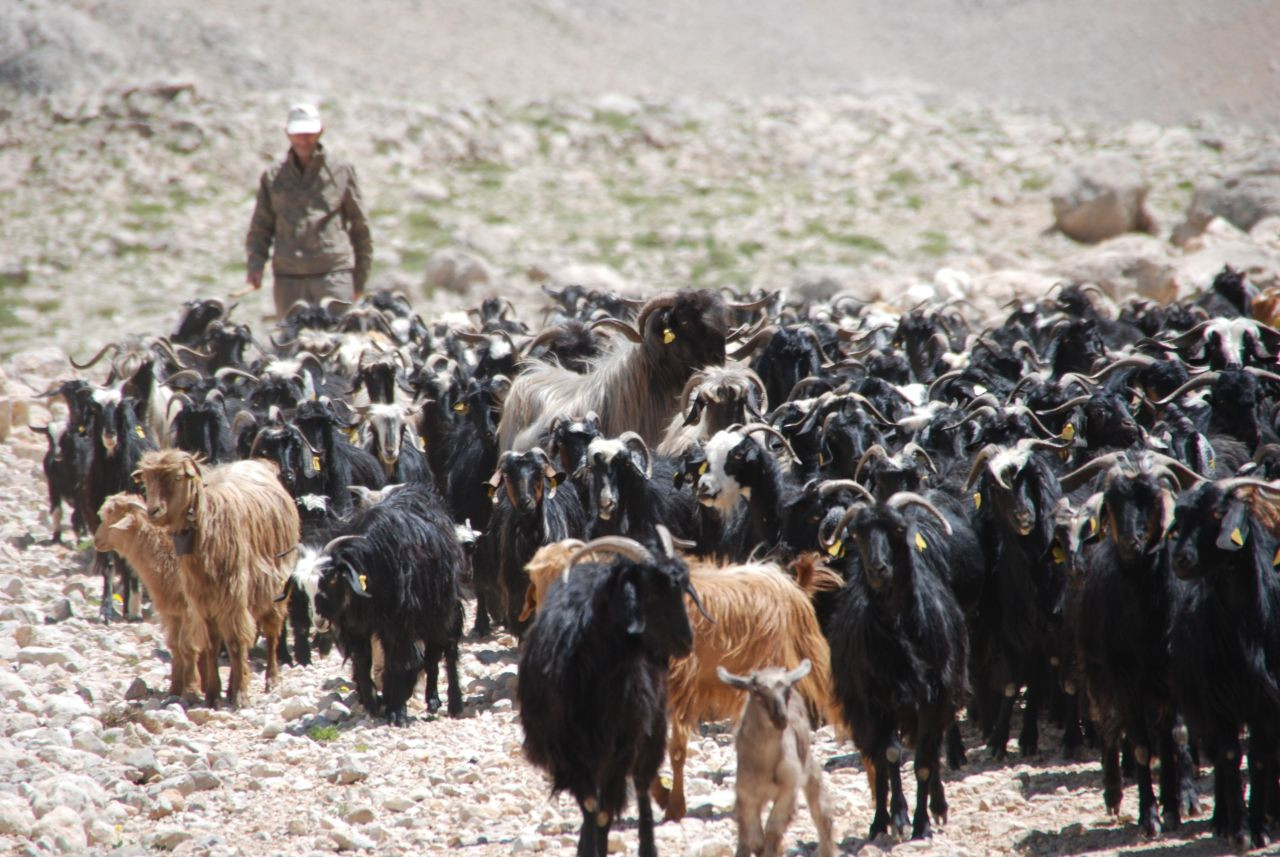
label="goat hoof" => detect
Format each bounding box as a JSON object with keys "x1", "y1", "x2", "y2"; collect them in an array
[
  {"x1": 911, "y1": 823, "x2": 932, "y2": 841},
  {"x1": 1181, "y1": 792, "x2": 1201, "y2": 818},
  {"x1": 426, "y1": 696, "x2": 442, "y2": 714},
  {"x1": 387, "y1": 708, "x2": 408, "y2": 727},
  {"x1": 867, "y1": 818, "x2": 889, "y2": 840},
  {"x1": 447, "y1": 698, "x2": 463, "y2": 718},
  {"x1": 1139, "y1": 812, "x2": 1160, "y2": 838}
]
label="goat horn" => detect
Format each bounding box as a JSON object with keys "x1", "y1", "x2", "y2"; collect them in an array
[
  {"x1": 69, "y1": 342, "x2": 119, "y2": 370},
  {"x1": 965, "y1": 444, "x2": 1007, "y2": 491},
  {"x1": 741, "y1": 423, "x2": 800, "y2": 464},
  {"x1": 1060, "y1": 452, "x2": 1129, "y2": 492},
  {"x1": 724, "y1": 291, "x2": 776, "y2": 312},
  {"x1": 229, "y1": 409, "x2": 257, "y2": 437},
  {"x1": 1087, "y1": 355, "x2": 1156, "y2": 380},
  {"x1": 886, "y1": 492, "x2": 953, "y2": 536},
  {"x1": 727, "y1": 326, "x2": 777, "y2": 360},
  {"x1": 901, "y1": 442, "x2": 938, "y2": 474},
  {"x1": 821, "y1": 504, "x2": 866, "y2": 550},
  {"x1": 1152, "y1": 372, "x2": 1220, "y2": 406},
  {"x1": 1059, "y1": 373, "x2": 1097, "y2": 394},
  {"x1": 617, "y1": 430, "x2": 653, "y2": 479},
  {"x1": 1139, "y1": 452, "x2": 1206, "y2": 490},
  {"x1": 161, "y1": 368, "x2": 205, "y2": 387},
  {"x1": 1034, "y1": 395, "x2": 1094, "y2": 418},
  {"x1": 853, "y1": 444, "x2": 890, "y2": 483},
  {"x1": 818, "y1": 479, "x2": 875, "y2": 502},
  {"x1": 320, "y1": 534, "x2": 366, "y2": 555},
  {"x1": 214, "y1": 367, "x2": 259, "y2": 384},
  {"x1": 926, "y1": 369, "x2": 968, "y2": 401},
  {"x1": 634, "y1": 294, "x2": 680, "y2": 338},
  {"x1": 1245, "y1": 367, "x2": 1280, "y2": 386},
  {"x1": 521, "y1": 325, "x2": 567, "y2": 355},
  {"x1": 1216, "y1": 477, "x2": 1280, "y2": 497},
  {"x1": 589, "y1": 318, "x2": 643, "y2": 344},
  {"x1": 564, "y1": 536, "x2": 654, "y2": 579}
]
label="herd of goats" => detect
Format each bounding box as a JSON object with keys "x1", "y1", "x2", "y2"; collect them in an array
[{"x1": 30, "y1": 266, "x2": 1280, "y2": 855}]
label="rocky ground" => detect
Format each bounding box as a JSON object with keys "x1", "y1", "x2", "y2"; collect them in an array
[{"x1": 0, "y1": 421, "x2": 1256, "y2": 857}]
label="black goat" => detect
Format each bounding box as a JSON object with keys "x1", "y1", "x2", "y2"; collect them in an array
[
  {"x1": 476, "y1": 447, "x2": 586, "y2": 634},
  {"x1": 582, "y1": 433, "x2": 699, "y2": 546},
  {"x1": 1168, "y1": 477, "x2": 1280, "y2": 848},
  {"x1": 313, "y1": 483, "x2": 465, "y2": 725},
  {"x1": 517, "y1": 529, "x2": 705, "y2": 857},
  {"x1": 823, "y1": 492, "x2": 969, "y2": 840},
  {"x1": 1061, "y1": 452, "x2": 1202, "y2": 836}
]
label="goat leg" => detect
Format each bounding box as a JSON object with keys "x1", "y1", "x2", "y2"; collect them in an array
[
  {"x1": 945, "y1": 721, "x2": 966, "y2": 770},
  {"x1": 663, "y1": 721, "x2": 690, "y2": 822},
  {"x1": 423, "y1": 641, "x2": 443, "y2": 713},
  {"x1": 1248, "y1": 732, "x2": 1273, "y2": 849},
  {"x1": 1101, "y1": 742, "x2": 1122, "y2": 815},
  {"x1": 887, "y1": 741, "x2": 910, "y2": 840},
  {"x1": 96, "y1": 551, "x2": 121, "y2": 623},
  {"x1": 349, "y1": 637, "x2": 380, "y2": 716},
  {"x1": 443, "y1": 638, "x2": 463, "y2": 718},
  {"x1": 867, "y1": 745, "x2": 892, "y2": 840},
  {"x1": 911, "y1": 730, "x2": 941, "y2": 839},
  {"x1": 762, "y1": 773, "x2": 799, "y2": 856},
  {"x1": 1018, "y1": 672, "x2": 1043, "y2": 757},
  {"x1": 803, "y1": 762, "x2": 836, "y2": 857},
  {"x1": 1133, "y1": 743, "x2": 1160, "y2": 837},
  {"x1": 380, "y1": 664, "x2": 416, "y2": 727},
  {"x1": 634, "y1": 774, "x2": 658, "y2": 857},
  {"x1": 1060, "y1": 688, "x2": 1084, "y2": 759}
]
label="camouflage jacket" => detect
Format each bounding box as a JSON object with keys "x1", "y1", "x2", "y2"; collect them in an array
[{"x1": 245, "y1": 145, "x2": 372, "y2": 289}]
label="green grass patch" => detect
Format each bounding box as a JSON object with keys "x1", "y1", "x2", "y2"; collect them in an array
[
  {"x1": 398, "y1": 247, "x2": 431, "y2": 273},
  {"x1": 888, "y1": 168, "x2": 919, "y2": 188},
  {"x1": 595, "y1": 110, "x2": 636, "y2": 134},
  {"x1": 308, "y1": 724, "x2": 340, "y2": 743},
  {"x1": 806, "y1": 222, "x2": 889, "y2": 255},
  {"x1": 633, "y1": 231, "x2": 665, "y2": 249},
  {"x1": 737, "y1": 240, "x2": 766, "y2": 257},
  {"x1": 905, "y1": 194, "x2": 923, "y2": 211},
  {"x1": 1021, "y1": 174, "x2": 1051, "y2": 192},
  {"x1": 126, "y1": 200, "x2": 169, "y2": 220},
  {"x1": 612, "y1": 188, "x2": 680, "y2": 209},
  {"x1": 919, "y1": 230, "x2": 950, "y2": 257},
  {"x1": 480, "y1": 211, "x2": 510, "y2": 225}
]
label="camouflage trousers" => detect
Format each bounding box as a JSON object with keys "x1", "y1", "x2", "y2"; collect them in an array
[{"x1": 272, "y1": 269, "x2": 355, "y2": 318}]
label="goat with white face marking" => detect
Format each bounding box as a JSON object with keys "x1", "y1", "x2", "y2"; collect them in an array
[
  {"x1": 657, "y1": 365, "x2": 769, "y2": 457},
  {"x1": 583, "y1": 433, "x2": 699, "y2": 546},
  {"x1": 361, "y1": 403, "x2": 434, "y2": 488},
  {"x1": 546, "y1": 412, "x2": 603, "y2": 508},
  {"x1": 696, "y1": 424, "x2": 801, "y2": 562},
  {"x1": 719, "y1": 660, "x2": 835, "y2": 857}
]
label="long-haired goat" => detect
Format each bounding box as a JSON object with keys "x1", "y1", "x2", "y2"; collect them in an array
[
  {"x1": 518, "y1": 528, "x2": 707, "y2": 857},
  {"x1": 94, "y1": 493, "x2": 207, "y2": 699},
  {"x1": 136, "y1": 450, "x2": 299, "y2": 708},
  {"x1": 498, "y1": 290, "x2": 764, "y2": 451}
]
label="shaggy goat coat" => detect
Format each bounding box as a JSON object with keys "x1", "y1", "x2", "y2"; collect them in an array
[
  {"x1": 137, "y1": 450, "x2": 299, "y2": 707},
  {"x1": 94, "y1": 492, "x2": 207, "y2": 698}
]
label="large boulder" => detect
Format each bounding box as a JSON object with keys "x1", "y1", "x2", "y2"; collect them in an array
[
  {"x1": 1174, "y1": 150, "x2": 1280, "y2": 245},
  {"x1": 423, "y1": 248, "x2": 494, "y2": 295},
  {"x1": 1050, "y1": 155, "x2": 1157, "y2": 244},
  {"x1": 1047, "y1": 234, "x2": 1174, "y2": 302}
]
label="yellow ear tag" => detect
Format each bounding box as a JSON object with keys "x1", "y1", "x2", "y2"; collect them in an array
[
  {"x1": 818, "y1": 453, "x2": 826, "y2": 466},
  {"x1": 698, "y1": 461, "x2": 708, "y2": 475},
  {"x1": 1061, "y1": 423, "x2": 1075, "y2": 441},
  {"x1": 973, "y1": 492, "x2": 982, "y2": 510},
  {"x1": 452, "y1": 402, "x2": 469, "y2": 414},
  {"x1": 417, "y1": 435, "x2": 426, "y2": 452},
  {"x1": 487, "y1": 484, "x2": 497, "y2": 499},
  {"x1": 1231, "y1": 527, "x2": 1244, "y2": 547},
  {"x1": 1273, "y1": 546, "x2": 1280, "y2": 567},
  {"x1": 1052, "y1": 546, "x2": 1067, "y2": 565},
  {"x1": 358, "y1": 574, "x2": 368, "y2": 591},
  {"x1": 135, "y1": 426, "x2": 145, "y2": 438},
  {"x1": 1208, "y1": 458, "x2": 1216, "y2": 472},
  {"x1": 915, "y1": 532, "x2": 928, "y2": 552},
  {"x1": 663, "y1": 328, "x2": 676, "y2": 344},
  {"x1": 343, "y1": 427, "x2": 359, "y2": 442},
  {"x1": 311, "y1": 455, "x2": 322, "y2": 471},
  {"x1": 1089, "y1": 517, "x2": 1098, "y2": 534},
  {"x1": 826, "y1": 539, "x2": 843, "y2": 558}
]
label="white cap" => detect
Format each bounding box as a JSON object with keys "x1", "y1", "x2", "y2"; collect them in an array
[{"x1": 285, "y1": 103, "x2": 323, "y2": 134}]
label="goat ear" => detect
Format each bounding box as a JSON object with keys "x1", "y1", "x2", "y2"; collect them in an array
[
  {"x1": 109, "y1": 517, "x2": 133, "y2": 532},
  {"x1": 1158, "y1": 490, "x2": 1177, "y2": 534},
  {"x1": 682, "y1": 397, "x2": 705, "y2": 427},
  {"x1": 612, "y1": 577, "x2": 645, "y2": 636},
  {"x1": 275, "y1": 577, "x2": 295, "y2": 603},
  {"x1": 1216, "y1": 499, "x2": 1250, "y2": 551},
  {"x1": 716, "y1": 665, "x2": 750, "y2": 689},
  {"x1": 181, "y1": 457, "x2": 201, "y2": 480},
  {"x1": 486, "y1": 468, "x2": 503, "y2": 500},
  {"x1": 345, "y1": 566, "x2": 373, "y2": 598}
]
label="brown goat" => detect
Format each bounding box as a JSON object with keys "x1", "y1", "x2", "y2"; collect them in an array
[
  {"x1": 135, "y1": 450, "x2": 299, "y2": 708},
  {"x1": 94, "y1": 492, "x2": 207, "y2": 699},
  {"x1": 520, "y1": 543, "x2": 839, "y2": 823}
]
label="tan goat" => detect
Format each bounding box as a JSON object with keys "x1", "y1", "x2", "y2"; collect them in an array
[
  {"x1": 135, "y1": 450, "x2": 299, "y2": 708},
  {"x1": 521, "y1": 542, "x2": 840, "y2": 822},
  {"x1": 94, "y1": 492, "x2": 207, "y2": 699}
]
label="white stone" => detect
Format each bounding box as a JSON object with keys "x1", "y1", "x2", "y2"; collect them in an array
[
  {"x1": 31, "y1": 805, "x2": 86, "y2": 852},
  {"x1": 687, "y1": 839, "x2": 733, "y2": 857},
  {"x1": 17, "y1": 646, "x2": 70, "y2": 666},
  {"x1": 43, "y1": 693, "x2": 91, "y2": 721}
]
